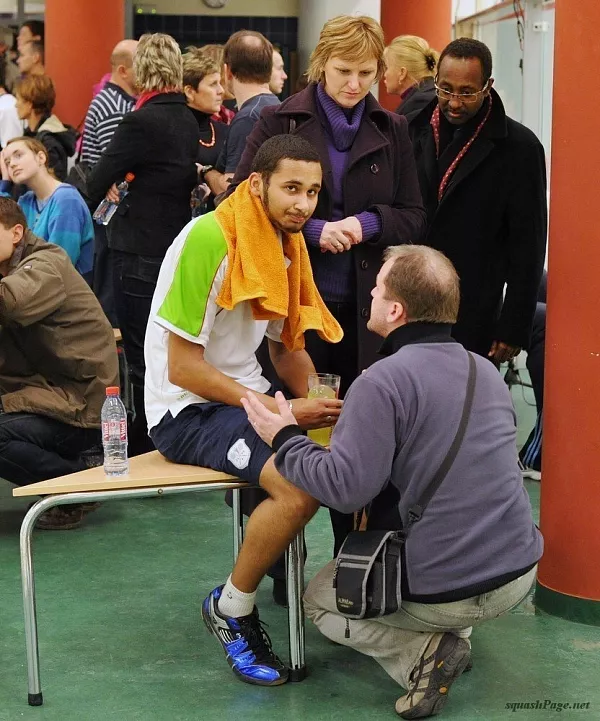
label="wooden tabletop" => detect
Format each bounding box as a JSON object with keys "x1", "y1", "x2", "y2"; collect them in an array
[{"x1": 13, "y1": 451, "x2": 240, "y2": 497}]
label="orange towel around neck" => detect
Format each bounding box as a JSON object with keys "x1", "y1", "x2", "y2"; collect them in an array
[{"x1": 215, "y1": 180, "x2": 343, "y2": 352}]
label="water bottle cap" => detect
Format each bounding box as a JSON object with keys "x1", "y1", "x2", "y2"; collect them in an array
[
  {"x1": 125, "y1": 172, "x2": 135, "y2": 182},
  {"x1": 106, "y1": 386, "x2": 120, "y2": 396}
]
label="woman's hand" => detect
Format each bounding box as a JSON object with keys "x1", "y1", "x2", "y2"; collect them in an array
[
  {"x1": 0, "y1": 150, "x2": 11, "y2": 181},
  {"x1": 339, "y1": 216, "x2": 362, "y2": 244},
  {"x1": 106, "y1": 183, "x2": 120, "y2": 203},
  {"x1": 319, "y1": 218, "x2": 362, "y2": 253}
]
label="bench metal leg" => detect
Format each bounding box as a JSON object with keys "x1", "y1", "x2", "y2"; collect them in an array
[
  {"x1": 286, "y1": 529, "x2": 306, "y2": 681},
  {"x1": 231, "y1": 488, "x2": 244, "y2": 562},
  {"x1": 20, "y1": 496, "x2": 64, "y2": 706}
]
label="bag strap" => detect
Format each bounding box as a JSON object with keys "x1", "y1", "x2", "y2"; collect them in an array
[{"x1": 405, "y1": 351, "x2": 477, "y2": 533}]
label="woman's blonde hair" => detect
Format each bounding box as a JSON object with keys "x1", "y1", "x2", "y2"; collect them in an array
[
  {"x1": 200, "y1": 44, "x2": 224, "y2": 67},
  {"x1": 6, "y1": 136, "x2": 56, "y2": 177},
  {"x1": 307, "y1": 15, "x2": 386, "y2": 84},
  {"x1": 183, "y1": 47, "x2": 220, "y2": 89},
  {"x1": 384, "y1": 35, "x2": 439, "y2": 84},
  {"x1": 134, "y1": 33, "x2": 183, "y2": 93}
]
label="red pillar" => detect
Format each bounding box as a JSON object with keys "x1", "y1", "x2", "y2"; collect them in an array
[
  {"x1": 535, "y1": 0, "x2": 600, "y2": 625},
  {"x1": 379, "y1": 0, "x2": 452, "y2": 111},
  {"x1": 45, "y1": 0, "x2": 125, "y2": 126}
]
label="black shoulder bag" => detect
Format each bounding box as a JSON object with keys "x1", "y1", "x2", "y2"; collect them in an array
[{"x1": 333, "y1": 352, "x2": 477, "y2": 620}]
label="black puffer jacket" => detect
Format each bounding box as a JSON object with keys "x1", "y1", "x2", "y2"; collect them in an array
[{"x1": 26, "y1": 113, "x2": 77, "y2": 181}]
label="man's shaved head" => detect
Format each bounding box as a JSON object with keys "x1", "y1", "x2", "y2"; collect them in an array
[{"x1": 110, "y1": 39, "x2": 138, "y2": 70}]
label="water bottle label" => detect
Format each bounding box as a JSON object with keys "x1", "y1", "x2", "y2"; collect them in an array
[{"x1": 102, "y1": 419, "x2": 127, "y2": 442}]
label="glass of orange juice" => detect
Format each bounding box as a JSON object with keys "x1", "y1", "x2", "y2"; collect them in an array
[{"x1": 307, "y1": 373, "x2": 341, "y2": 446}]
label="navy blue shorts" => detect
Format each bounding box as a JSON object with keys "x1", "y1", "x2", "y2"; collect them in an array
[{"x1": 149, "y1": 402, "x2": 273, "y2": 485}]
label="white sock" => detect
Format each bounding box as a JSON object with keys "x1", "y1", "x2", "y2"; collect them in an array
[{"x1": 218, "y1": 575, "x2": 257, "y2": 618}]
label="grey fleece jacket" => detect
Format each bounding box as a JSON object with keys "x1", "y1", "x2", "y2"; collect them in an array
[{"x1": 274, "y1": 323, "x2": 543, "y2": 602}]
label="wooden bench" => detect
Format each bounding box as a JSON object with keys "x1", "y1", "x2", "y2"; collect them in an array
[{"x1": 13, "y1": 450, "x2": 306, "y2": 706}]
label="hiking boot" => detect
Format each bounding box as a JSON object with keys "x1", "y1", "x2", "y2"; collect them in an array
[
  {"x1": 33, "y1": 501, "x2": 101, "y2": 530},
  {"x1": 395, "y1": 633, "x2": 471, "y2": 719},
  {"x1": 521, "y1": 467, "x2": 541, "y2": 481},
  {"x1": 35, "y1": 505, "x2": 85, "y2": 530},
  {"x1": 202, "y1": 585, "x2": 289, "y2": 686},
  {"x1": 518, "y1": 458, "x2": 541, "y2": 481}
]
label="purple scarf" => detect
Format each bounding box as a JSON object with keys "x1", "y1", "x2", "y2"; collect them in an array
[{"x1": 316, "y1": 82, "x2": 366, "y2": 152}]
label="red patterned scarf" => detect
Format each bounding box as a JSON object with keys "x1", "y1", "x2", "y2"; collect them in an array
[{"x1": 430, "y1": 96, "x2": 493, "y2": 202}]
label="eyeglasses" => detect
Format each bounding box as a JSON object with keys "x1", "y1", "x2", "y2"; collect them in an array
[{"x1": 434, "y1": 81, "x2": 489, "y2": 104}]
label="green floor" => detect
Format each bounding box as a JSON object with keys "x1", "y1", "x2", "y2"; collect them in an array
[{"x1": 1, "y1": 377, "x2": 599, "y2": 721}]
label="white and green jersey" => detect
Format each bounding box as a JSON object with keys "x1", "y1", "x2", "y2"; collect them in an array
[{"x1": 144, "y1": 214, "x2": 283, "y2": 430}]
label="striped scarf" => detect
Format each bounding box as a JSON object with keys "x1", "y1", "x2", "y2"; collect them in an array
[{"x1": 430, "y1": 96, "x2": 492, "y2": 202}]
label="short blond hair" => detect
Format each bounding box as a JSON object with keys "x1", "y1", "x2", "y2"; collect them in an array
[
  {"x1": 382, "y1": 245, "x2": 460, "y2": 324},
  {"x1": 183, "y1": 47, "x2": 220, "y2": 89},
  {"x1": 307, "y1": 15, "x2": 386, "y2": 84},
  {"x1": 385, "y1": 35, "x2": 439, "y2": 84},
  {"x1": 134, "y1": 33, "x2": 183, "y2": 93}
]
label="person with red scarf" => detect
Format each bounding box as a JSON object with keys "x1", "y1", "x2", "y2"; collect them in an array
[
  {"x1": 88, "y1": 33, "x2": 200, "y2": 455},
  {"x1": 407, "y1": 38, "x2": 547, "y2": 365}
]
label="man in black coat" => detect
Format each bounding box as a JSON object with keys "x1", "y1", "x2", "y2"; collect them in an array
[{"x1": 407, "y1": 38, "x2": 546, "y2": 363}]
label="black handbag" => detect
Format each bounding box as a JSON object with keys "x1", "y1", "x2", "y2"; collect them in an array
[
  {"x1": 66, "y1": 158, "x2": 95, "y2": 211},
  {"x1": 333, "y1": 352, "x2": 477, "y2": 620}
]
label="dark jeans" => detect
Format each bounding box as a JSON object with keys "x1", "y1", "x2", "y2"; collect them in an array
[
  {"x1": 520, "y1": 272, "x2": 547, "y2": 471},
  {"x1": 304, "y1": 301, "x2": 359, "y2": 399},
  {"x1": 0, "y1": 411, "x2": 99, "y2": 486},
  {"x1": 526, "y1": 301, "x2": 545, "y2": 413},
  {"x1": 92, "y1": 223, "x2": 117, "y2": 327},
  {"x1": 304, "y1": 301, "x2": 360, "y2": 556},
  {"x1": 112, "y1": 250, "x2": 162, "y2": 456}
]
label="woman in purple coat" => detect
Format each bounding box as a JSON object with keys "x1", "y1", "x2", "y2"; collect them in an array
[{"x1": 230, "y1": 15, "x2": 426, "y2": 561}]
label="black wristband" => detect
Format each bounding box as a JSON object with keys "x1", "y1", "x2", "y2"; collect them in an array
[{"x1": 272, "y1": 424, "x2": 304, "y2": 452}]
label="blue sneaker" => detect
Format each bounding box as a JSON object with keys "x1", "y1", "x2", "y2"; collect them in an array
[{"x1": 202, "y1": 585, "x2": 289, "y2": 686}]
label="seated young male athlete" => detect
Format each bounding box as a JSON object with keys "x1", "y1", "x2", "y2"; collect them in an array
[{"x1": 144, "y1": 134, "x2": 343, "y2": 685}]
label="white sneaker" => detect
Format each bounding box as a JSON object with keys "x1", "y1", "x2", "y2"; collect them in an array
[
  {"x1": 521, "y1": 467, "x2": 541, "y2": 481},
  {"x1": 518, "y1": 458, "x2": 541, "y2": 481}
]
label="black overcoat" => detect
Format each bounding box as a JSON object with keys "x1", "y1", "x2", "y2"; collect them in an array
[
  {"x1": 408, "y1": 89, "x2": 547, "y2": 355},
  {"x1": 88, "y1": 93, "x2": 200, "y2": 259}
]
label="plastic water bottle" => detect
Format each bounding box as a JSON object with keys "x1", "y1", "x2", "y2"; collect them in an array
[
  {"x1": 93, "y1": 172, "x2": 135, "y2": 226},
  {"x1": 101, "y1": 386, "x2": 129, "y2": 476}
]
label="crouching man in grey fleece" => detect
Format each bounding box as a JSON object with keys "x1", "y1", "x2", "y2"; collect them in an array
[{"x1": 242, "y1": 245, "x2": 543, "y2": 720}]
